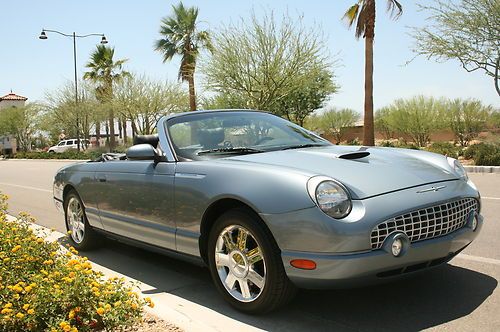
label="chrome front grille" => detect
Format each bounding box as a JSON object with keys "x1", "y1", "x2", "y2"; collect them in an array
[{"x1": 370, "y1": 198, "x2": 478, "y2": 250}]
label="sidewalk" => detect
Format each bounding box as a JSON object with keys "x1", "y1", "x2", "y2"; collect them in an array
[{"x1": 5, "y1": 214, "x2": 262, "y2": 332}]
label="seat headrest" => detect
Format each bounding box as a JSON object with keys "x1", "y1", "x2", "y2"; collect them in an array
[
  {"x1": 133, "y1": 134, "x2": 159, "y2": 148},
  {"x1": 198, "y1": 128, "x2": 224, "y2": 148}
]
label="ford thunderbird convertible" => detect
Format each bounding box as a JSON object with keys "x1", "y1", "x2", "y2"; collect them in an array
[{"x1": 53, "y1": 110, "x2": 483, "y2": 313}]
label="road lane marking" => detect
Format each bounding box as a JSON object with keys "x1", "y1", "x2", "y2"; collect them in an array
[
  {"x1": 457, "y1": 253, "x2": 500, "y2": 266},
  {"x1": 482, "y1": 196, "x2": 500, "y2": 200},
  {"x1": 0, "y1": 182, "x2": 51, "y2": 193}
]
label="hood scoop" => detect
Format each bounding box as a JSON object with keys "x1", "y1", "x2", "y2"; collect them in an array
[{"x1": 337, "y1": 147, "x2": 370, "y2": 160}]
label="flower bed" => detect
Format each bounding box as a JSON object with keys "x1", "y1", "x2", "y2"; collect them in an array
[{"x1": 0, "y1": 193, "x2": 152, "y2": 331}]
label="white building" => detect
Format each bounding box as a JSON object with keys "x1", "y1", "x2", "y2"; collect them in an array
[{"x1": 0, "y1": 91, "x2": 28, "y2": 155}]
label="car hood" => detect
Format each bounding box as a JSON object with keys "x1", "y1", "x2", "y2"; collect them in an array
[{"x1": 222, "y1": 146, "x2": 458, "y2": 199}]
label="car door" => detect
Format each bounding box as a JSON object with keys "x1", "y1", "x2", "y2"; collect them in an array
[
  {"x1": 94, "y1": 159, "x2": 176, "y2": 250},
  {"x1": 62, "y1": 140, "x2": 73, "y2": 152},
  {"x1": 54, "y1": 141, "x2": 65, "y2": 153}
]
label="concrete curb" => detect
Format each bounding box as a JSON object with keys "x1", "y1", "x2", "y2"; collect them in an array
[
  {"x1": 4, "y1": 214, "x2": 262, "y2": 332},
  {"x1": 464, "y1": 166, "x2": 500, "y2": 174}
]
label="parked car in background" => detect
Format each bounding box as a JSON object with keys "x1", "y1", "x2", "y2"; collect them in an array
[
  {"x1": 48, "y1": 139, "x2": 90, "y2": 153},
  {"x1": 53, "y1": 110, "x2": 483, "y2": 313}
]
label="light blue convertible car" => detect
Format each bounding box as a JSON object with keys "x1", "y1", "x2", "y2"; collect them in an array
[{"x1": 53, "y1": 110, "x2": 482, "y2": 313}]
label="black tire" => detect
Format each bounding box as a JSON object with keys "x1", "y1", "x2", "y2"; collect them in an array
[
  {"x1": 207, "y1": 208, "x2": 296, "y2": 314},
  {"x1": 64, "y1": 190, "x2": 101, "y2": 250}
]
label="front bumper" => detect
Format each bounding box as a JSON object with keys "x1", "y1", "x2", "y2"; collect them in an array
[{"x1": 282, "y1": 214, "x2": 482, "y2": 288}]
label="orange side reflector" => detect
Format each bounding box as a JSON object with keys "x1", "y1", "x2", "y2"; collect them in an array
[{"x1": 290, "y1": 259, "x2": 317, "y2": 270}]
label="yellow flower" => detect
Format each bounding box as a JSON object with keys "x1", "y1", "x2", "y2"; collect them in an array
[
  {"x1": 68, "y1": 309, "x2": 75, "y2": 319},
  {"x1": 114, "y1": 301, "x2": 122, "y2": 307},
  {"x1": 36, "y1": 238, "x2": 44, "y2": 243},
  {"x1": 104, "y1": 303, "x2": 111, "y2": 311},
  {"x1": 22, "y1": 304, "x2": 30, "y2": 311},
  {"x1": 131, "y1": 303, "x2": 138, "y2": 310},
  {"x1": 43, "y1": 259, "x2": 54, "y2": 265},
  {"x1": 11, "y1": 245, "x2": 21, "y2": 253},
  {"x1": 63, "y1": 325, "x2": 71, "y2": 332},
  {"x1": 24, "y1": 285, "x2": 33, "y2": 292},
  {"x1": 96, "y1": 307, "x2": 105, "y2": 315},
  {"x1": 1, "y1": 308, "x2": 13, "y2": 315},
  {"x1": 15, "y1": 312, "x2": 24, "y2": 319},
  {"x1": 4, "y1": 303, "x2": 12, "y2": 309},
  {"x1": 145, "y1": 297, "x2": 154, "y2": 308},
  {"x1": 27, "y1": 309, "x2": 35, "y2": 315},
  {"x1": 69, "y1": 272, "x2": 75, "y2": 278}
]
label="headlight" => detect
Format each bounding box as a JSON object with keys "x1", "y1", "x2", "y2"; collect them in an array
[
  {"x1": 307, "y1": 176, "x2": 352, "y2": 219},
  {"x1": 447, "y1": 157, "x2": 468, "y2": 180}
]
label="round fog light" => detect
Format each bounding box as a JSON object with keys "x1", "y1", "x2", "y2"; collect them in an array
[
  {"x1": 392, "y1": 238, "x2": 403, "y2": 257},
  {"x1": 472, "y1": 215, "x2": 478, "y2": 231}
]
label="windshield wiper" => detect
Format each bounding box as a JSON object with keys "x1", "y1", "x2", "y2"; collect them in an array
[
  {"x1": 281, "y1": 143, "x2": 327, "y2": 150},
  {"x1": 197, "y1": 147, "x2": 264, "y2": 155}
]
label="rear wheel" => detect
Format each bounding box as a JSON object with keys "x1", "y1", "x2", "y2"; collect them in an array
[
  {"x1": 207, "y1": 208, "x2": 296, "y2": 313},
  {"x1": 64, "y1": 190, "x2": 101, "y2": 250}
]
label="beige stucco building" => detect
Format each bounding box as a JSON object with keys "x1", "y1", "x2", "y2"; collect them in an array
[{"x1": 0, "y1": 91, "x2": 28, "y2": 155}]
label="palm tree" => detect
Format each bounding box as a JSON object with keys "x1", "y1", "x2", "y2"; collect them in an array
[
  {"x1": 343, "y1": 0, "x2": 402, "y2": 146},
  {"x1": 155, "y1": 2, "x2": 212, "y2": 111},
  {"x1": 84, "y1": 45, "x2": 130, "y2": 151}
]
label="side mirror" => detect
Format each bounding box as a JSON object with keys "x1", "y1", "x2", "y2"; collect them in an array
[{"x1": 126, "y1": 144, "x2": 160, "y2": 162}]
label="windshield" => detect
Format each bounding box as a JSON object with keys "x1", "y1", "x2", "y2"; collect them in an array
[{"x1": 166, "y1": 111, "x2": 330, "y2": 161}]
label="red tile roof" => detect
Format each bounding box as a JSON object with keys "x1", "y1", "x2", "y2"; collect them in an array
[{"x1": 0, "y1": 92, "x2": 28, "y2": 101}]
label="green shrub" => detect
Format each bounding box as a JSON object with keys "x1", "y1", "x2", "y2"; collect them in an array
[
  {"x1": 0, "y1": 193, "x2": 150, "y2": 331},
  {"x1": 425, "y1": 142, "x2": 462, "y2": 158},
  {"x1": 464, "y1": 143, "x2": 500, "y2": 166},
  {"x1": 378, "y1": 141, "x2": 396, "y2": 147},
  {"x1": 377, "y1": 140, "x2": 420, "y2": 150},
  {"x1": 345, "y1": 138, "x2": 361, "y2": 146},
  {"x1": 12, "y1": 149, "x2": 110, "y2": 161}
]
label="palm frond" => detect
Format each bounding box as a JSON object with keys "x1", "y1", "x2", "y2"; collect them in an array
[
  {"x1": 343, "y1": 4, "x2": 360, "y2": 28},
  {"x1": 387, "y1": 0, "x2": 403, "y2": 19}
]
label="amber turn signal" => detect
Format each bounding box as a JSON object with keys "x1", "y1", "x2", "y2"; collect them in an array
[{"x1": 290, "y1": 259, "x2": 317, "y2": 270}]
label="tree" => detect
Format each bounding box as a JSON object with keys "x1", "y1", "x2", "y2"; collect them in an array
[
  {"x1": 412, "y1": 0, "x2": 500, "y2": 97},
  {"x1": 314, "y1": 108, "x2": 360, "y2": 144},
  {"x1": 113, "y1": 74, "x2": 189, "y2": 135},
  {"x1": 43, "y1": 80, "x2": 102, "y2": 146},
  {"x1": 374, "y1": 107, "x2": 397, "y2": 139},
  {"x1": 376, "y1": 96, "x2": 446, "y2": 147},
  {"x1": 83, "y1": 45, "x2": 130, "y2": 151},
  {"x1": 489, "y1": 109, "x2": 500, "y2": 129},
  {"x1": 155, "y1": 2, "x2": 212, "y2": 111},
  {"x1": 202, "y1": 12, "x2": 336, "y2": 119},
  {"x1": 343, "y1": 0, "x2": 403, "y2": 146},
  {"x1": 447, "y1": 99, "x2": 492, "y2": 147},
  {"x1": 276, "y1": 70, "x2": 338, "y2": 126},
  {"x1": 0, "y1": 103, "x2": 42, "y2": 152}
]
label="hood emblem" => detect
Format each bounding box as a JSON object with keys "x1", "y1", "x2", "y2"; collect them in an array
[{"x1": 417, "y1": 185, "x2": 447, "y2": 193}]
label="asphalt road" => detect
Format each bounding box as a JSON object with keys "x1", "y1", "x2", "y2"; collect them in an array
[{"x1": 1, "y1": 159, "x2": 499, "y2": 331}]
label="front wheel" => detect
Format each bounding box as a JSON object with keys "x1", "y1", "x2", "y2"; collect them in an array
[
  {"x1": 207, "y1": 208, "x2": 296, "y2": 313},
  {"x1": 64, "y1": 190, "x2": 101, "y2": 250}
]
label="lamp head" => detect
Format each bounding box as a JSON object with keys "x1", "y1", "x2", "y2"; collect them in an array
[{"x1": 39, "y1": 30, "x2": 48, "y2": 40}]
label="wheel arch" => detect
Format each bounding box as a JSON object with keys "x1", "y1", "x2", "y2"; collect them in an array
[
  {"x1": 199, "y1": 198, "x2": 276, "y2": 265},
  {"x1": 62, "y1": 184, "x2": 77, "y2": 204}
]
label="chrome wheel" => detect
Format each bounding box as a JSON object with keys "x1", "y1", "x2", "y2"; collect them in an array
[
  {"x1": 67, "y1": 197, "x2": 85, "y2": 244},
  {"x1": 215, "y1": 225, "x2": 266, "y2": 303}
]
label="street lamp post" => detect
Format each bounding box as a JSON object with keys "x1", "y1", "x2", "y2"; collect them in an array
[{"x1": 39, "y1": 29, "x2": 108, "y2": 152}]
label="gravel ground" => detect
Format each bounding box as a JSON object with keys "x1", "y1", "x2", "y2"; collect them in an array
[{"x1": 117, "y1": 312, "x2": 183, "y2": 332}]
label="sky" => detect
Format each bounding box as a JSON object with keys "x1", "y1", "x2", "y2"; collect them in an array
[{"x1": 0, "y1": 0, "x2": 498, "y2": 113}]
